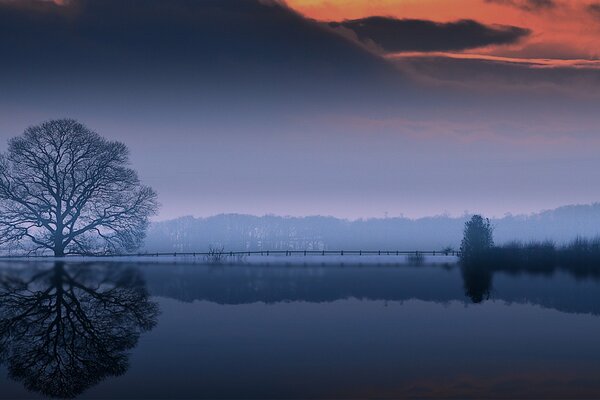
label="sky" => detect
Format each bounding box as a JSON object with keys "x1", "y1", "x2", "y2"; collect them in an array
[
  {"x1": 0, "y1": 0, "x2": 599, "y2": 220},
  {"x1": 289, "y1": 0, "x2": 600, "y2": 61}
]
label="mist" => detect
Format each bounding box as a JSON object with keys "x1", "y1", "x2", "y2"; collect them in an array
[{"x1": 144, "y1": 203, "x2": 600, "y2": 252}]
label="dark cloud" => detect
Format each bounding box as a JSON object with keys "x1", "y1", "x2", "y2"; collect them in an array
[
  {"x1": 0, "y1": 0, "x2": 430, "y2": 147},
  {"x1": 484, "y1": 0, "x2": 557, "y2": 12},
  {"x1": 329, "y1": 17, "x2": 530, "y2": 53},
  {"x1": 0, "y1": 0, "x2": 399, "y2": 92},
  {"x1": 588, "y1": 3, "x2": 600, "y2": 17}
]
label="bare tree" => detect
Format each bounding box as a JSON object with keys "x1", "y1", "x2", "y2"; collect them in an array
[
  {"x1": 205, "y1": 245, "x2": 226, "y2": 264},
  {"x1": 0, "y1": 119, "x2": 158, "y2": 256}
]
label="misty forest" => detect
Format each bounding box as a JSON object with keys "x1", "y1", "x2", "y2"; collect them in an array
[{"x1": 2, "y1": 0, "x2": 600, "y2": 399}]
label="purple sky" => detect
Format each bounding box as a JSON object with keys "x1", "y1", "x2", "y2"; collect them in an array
[{"x1": 1, "y1": 0, "x2": 599, "y2": 220}]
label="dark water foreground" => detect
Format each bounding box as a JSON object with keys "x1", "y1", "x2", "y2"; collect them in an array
[{"x1": 1, "y1": 260, "x2": 600, "y2": 399}]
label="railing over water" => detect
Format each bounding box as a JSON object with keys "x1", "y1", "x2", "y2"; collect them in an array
[{"x1": 0, "y1": 250, "x2": 461, "y2": 258}]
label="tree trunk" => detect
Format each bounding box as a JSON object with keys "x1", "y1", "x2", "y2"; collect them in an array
[{"x1": 54, "y1": 236, "x2": 65, "y2": 257}]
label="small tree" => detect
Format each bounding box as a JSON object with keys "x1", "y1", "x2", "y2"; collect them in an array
[
  {"x1": 460, "y1": 214, "x2": 493, "y2": 263},
  {"x1": 0, "y1": 119, "x2": 158, "y2": 256}
]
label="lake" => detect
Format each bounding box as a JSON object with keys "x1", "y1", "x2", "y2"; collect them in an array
[{"x1": 1, "y1": 258, "x2": 600, "y2": 399}]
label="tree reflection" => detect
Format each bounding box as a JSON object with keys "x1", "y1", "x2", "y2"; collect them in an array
[
  {"x1": 461, "y1": 262, "x2": 493, "y2": 304},
  {"x1": 0, "y1": 262, "x2": 159, "y2": 398}
]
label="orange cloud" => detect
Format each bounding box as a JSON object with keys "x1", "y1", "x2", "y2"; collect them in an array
[
  {"x1": 286, "y1": 0, "x2": 600, "y2": 60},
  {"x1": 390, "y1": 51, "x2": 600, "y2": 69}
]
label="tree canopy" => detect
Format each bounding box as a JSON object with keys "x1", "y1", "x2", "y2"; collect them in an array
[
  {"x1": 0, "y1": 119, "x2": 158, "y2": 256},
  {"x1": 460, "y1": 214, "x2": 494, "y2": 263}
]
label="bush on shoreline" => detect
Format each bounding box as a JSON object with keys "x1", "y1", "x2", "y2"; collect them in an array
[
  {"x1": 459, "y1": 215, "x2": 600, "y2": 278},
  {"x1": 466, "y1": 238, "x2": 600, "y2": 277}
]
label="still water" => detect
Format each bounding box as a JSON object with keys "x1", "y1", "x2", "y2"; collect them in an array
[{"x1": 1, "y1": 259, "x2": 600, "y2": 399}]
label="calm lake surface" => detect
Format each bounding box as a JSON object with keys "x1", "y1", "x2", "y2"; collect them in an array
[{"x1": 1, "y1": 259, "x2": 600, "y2": 399}]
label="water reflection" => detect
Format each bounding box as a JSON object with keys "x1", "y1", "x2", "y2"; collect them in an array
[
  {"x1": 133, "y1": 262, "x2": 600, "y2": 399},
  {"x1": 143, "y1": 262, "x2": 600, "y2": 314},
  {"x1": 460, "y1": 257, "x2": 600, "y2": 304},
  {"x1": 0, "y1": 262, "x2": 158, "y2": 398},
  {"x1": 461, "y1": 263, "x2": 493, "y2": 303},
  {"x1": 1, "y1": 260, "x2": 599, "y2": 399}
]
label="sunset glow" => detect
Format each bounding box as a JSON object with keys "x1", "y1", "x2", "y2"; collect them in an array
[
  {"x1": 287, "y1": 0, "x2": 600, "y2": 61},
  {"x1": 389, "y1": 52, "x2": 600, "y2": 69}
]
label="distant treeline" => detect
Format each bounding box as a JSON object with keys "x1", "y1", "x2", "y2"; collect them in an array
[{"x1": 144, "y1": 203, "x2": 600, "y2": 252}]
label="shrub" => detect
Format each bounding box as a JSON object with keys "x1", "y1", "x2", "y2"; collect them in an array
[{"x1": 460, "y1": 215, "x2": 494, "y2": 264}]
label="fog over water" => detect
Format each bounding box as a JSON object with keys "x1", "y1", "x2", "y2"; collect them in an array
[{"x1": 145, "y1": 203, "x2": 600, "y2": 252}]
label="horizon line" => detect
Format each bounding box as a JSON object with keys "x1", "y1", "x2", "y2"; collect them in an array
[{"x1": 150, "y1": 201, "x2": 600, "y2": 223}]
